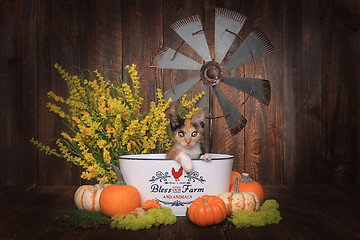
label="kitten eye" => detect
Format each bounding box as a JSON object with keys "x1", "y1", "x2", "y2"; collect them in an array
[
  {"x1": 191, "y1": 131, "x2": 198, "y2": 137},
  {"x1": 178, "y1": 132, "x2": 185, "y2": 138}
]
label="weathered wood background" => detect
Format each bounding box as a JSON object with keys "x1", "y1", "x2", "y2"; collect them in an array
[{"x1": 0, "y1": 0, "x2": 359, "y2": 186}]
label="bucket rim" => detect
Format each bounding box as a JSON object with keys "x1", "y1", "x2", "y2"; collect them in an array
[{"x1": 119, "y1": 153, "x2": 234, "y2": 161}]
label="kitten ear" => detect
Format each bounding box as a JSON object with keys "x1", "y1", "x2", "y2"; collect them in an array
[
  {"x1": 169, "y1": 109, "x2": 181, "y2": 129},
  {"x1": 192, "y1": 109, "x2": 205, "y2": 128}
]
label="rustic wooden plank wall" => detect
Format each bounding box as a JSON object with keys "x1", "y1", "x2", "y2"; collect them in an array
[{"x1": 0, "y1": 0, "x2": 358, "y2": 186}]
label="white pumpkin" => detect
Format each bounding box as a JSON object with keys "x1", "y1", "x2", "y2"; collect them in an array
[
  {"x1": 217, "y1": 177, "x2": 260, "y2": 215},
  {"x1": 74, "y1": 181, "x2": 109, "y2": 211}
]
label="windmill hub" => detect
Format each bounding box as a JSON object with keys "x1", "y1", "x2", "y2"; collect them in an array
[{"x1": 200, "y1": 61, "x2": 223, "y2": 86}]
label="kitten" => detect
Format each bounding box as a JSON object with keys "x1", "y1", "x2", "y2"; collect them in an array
[{"x1": 166, "y1": 108, "x2": 211, "y2": 173}]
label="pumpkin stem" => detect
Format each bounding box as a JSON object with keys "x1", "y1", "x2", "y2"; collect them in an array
[
  {"x1": 110, "y1": 163, "x2": 126, "y2": 185},
  {"x1": 203, "y1": 197, "x2": 208, "y2": 205},
  {"x1": 240, "y1": 173, "x2": 253, "y2": 183},
  {"x1": 234, "y1": 177, "x2": 240, "y2": 193},
  {"x1": 99, "y1": 180, "x2": 105, "y2": 189}
]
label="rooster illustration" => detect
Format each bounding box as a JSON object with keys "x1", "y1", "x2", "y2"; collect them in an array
[{"x1": 171, "y1": 166, "x2": 183, "y2": 181}]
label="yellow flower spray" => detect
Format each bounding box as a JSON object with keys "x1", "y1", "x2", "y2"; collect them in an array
[
  {"x1": 178, "y1": 90, "x2": 206, "y2": 118},
  {"x1": 31, "y1": 63, "x2": 173, "y2": 184}
]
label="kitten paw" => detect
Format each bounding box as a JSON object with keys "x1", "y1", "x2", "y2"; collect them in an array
[
  {"x1": 176, "y1": 152, "x2": 193, "y2": 173},
  {"x1": 200, "y1": 154, "x2": 211, "y2": 162},
  {"x1": 182, "y1": 162, "x2": 193, "y2": 173}
]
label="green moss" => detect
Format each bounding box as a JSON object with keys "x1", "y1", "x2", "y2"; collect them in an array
[
  {"x1": 147, "y1": 207, "x2": 177, "y2": 226},
  {"x1": 229, "y1": 199, "x2": 282, "y2": 228},
  {"x1": 58, "y1": 210, "x2": 111, "y2": 228},
  {"x1": 58, "y1": 200, "x2": 280, "y2": 230},
  {"x1": 111, "y1": 214, "x2": 155, "y2": 231},
  {"x1": 110, "y1": 207, "x2": 177, "y2": 231}
]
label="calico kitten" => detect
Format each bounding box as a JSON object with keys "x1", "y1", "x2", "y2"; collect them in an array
[{"x1": 166, "y1": 108, "x2": 211, "y2": 173}]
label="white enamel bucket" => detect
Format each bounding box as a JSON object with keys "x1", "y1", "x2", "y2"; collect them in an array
[{"x1": 119, "y1": 154, "x2": 233, "y2": 216}]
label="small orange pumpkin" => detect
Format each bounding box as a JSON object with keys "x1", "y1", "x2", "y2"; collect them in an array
[
  {"x1": 99, "y1": 164, "x2": 141, "y2": 217},
  {"x1": 230, "y1": 173, "x2": 265, "y2": 204},
  {"x1": 218, "y1": 177, "x2": 260, "y2": 215},
  {"x1": 141, "y1": 199, "x2": 161, "y2": 210},
  {"x1": 188, "y1": 195, "x2": 227, "y2": 227},
  {"x1": 229, "y1": 171, "x2": 242, "y2": 191}
]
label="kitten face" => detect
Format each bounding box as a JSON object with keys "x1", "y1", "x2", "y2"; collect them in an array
[
  {"x1": 173, "y1": 119, "x2": 202, "y2": 148},
  {"x1": 170, "y1": 109, "x2": 205, "y2": 149}
]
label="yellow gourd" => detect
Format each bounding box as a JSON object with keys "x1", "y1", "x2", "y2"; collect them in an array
[
  {"x1": 217, "y1": 177, "x2": 260, "y2": 215},
  {"x1": 74, "y1": 181, "x2": 110, "y2": 211}
]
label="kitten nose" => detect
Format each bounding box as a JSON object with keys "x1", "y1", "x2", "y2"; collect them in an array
[{"x1": 185, "y1": 138, "x2": 191, "y2": 144}]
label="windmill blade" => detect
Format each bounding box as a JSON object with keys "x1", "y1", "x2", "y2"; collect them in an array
[
  {"x1": 171, "y1": 15, "x2": 212, "y2": 62},
  {"x1": 223, "y1": 28, "x2": 274, "y2": 72},
  {"x1": 164, "y1": 76, "x2": 201, "y2": 105},
  {"x1": 195, "y1": 84, "x2": 208, "y2": 109},
  {"x1": 214, "y1": 86, "x2": 247, "y2": 135},
  {"x1": 215, "y1": 8, "x2": 247, "y2": 64},
  {"x1": 222, "y1": 77, "x2": 271, "y2": 106},
  {"x1": 151, "y1": 47, "x2": 202, "y2": 70}
]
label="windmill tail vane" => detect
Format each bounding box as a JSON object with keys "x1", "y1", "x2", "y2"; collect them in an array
[{"x1": 151, "y1": 8, "x2": 274, "y2": 137}]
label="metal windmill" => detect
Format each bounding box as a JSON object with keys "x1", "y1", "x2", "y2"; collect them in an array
[{"x1": 151, "y1": 8, "x2": 274, "y2": 150}]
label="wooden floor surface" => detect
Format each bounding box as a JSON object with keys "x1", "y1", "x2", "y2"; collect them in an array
[{"x1": 0, "y1": 184, "x2": 359, "y2": 240}]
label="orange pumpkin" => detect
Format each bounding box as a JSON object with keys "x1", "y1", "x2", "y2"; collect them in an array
[
  {"x1": 230, "y1": 173, "x2": 265, "y2": 204},
  {"x1": 99, "y1": 164, "x2": 141, "y2": 217},
  {"x1": 218, "y1": 177, "x2": 260, "y2": 215},
  {"x1": 74, "y1": 181, "x2": 111, "y2": 211},
  {"x1": 141, "y1": 199, "x2": 161, "y2": 210},
  {"x1": 229, "y1": 171, "x2": 242, "y2": 191},
  {"x1": 99, "y1": 184, "x2": 141, "y2": 217},
  {"x1": 188, "y1": 195, "x2": 227, "y2": 227}
]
